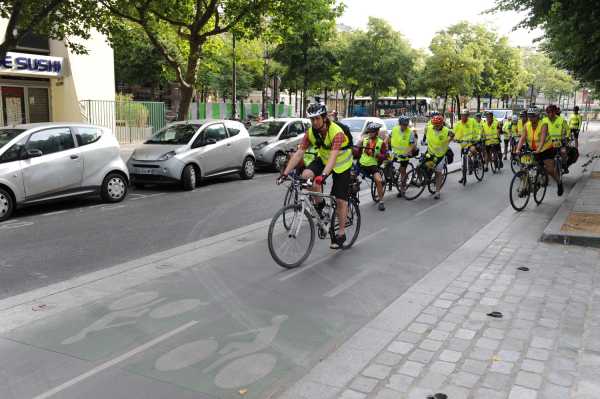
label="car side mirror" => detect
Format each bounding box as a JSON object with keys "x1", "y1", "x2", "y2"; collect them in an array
[{"x1": 26, "y1": 149, "x2": 43, "y2": 158}]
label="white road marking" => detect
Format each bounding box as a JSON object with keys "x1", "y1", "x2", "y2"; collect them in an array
[
  {"x1": 0, "y1": 221, "x2": 34, "y2": 230},
  {"x1": 32, "y1": 320, "x2": 198, "y2": 399},
  {"x1": 324, "y1": 269, "x2": 373, "y2": 298},
  {"x1": 278, "y1": 228, "x2": 388, "y2": 282},
  {"x1": 100, "y1": 205, "x2": 126, "y2": 211},
  {"x1": 41, "y1": 210, "x2": 68, "y2": 216},
  {"x1": 414, "y1": 200, "x2": 447, "y2": 217}
]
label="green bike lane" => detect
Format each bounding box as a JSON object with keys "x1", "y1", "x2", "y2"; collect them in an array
[{"x1": 0, "y1": 155, "x2": 587, "y2": 399}]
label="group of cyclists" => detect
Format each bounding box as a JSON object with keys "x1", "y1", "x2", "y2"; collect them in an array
[{"x1": 277, "y1": 101, "x2": 584, "y2": 250}]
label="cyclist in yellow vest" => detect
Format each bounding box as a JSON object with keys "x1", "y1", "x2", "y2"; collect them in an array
[
  {"x1": 358, "y1": 122, "x2": 388, "y2": 211},
  {"x1": 501, "y1": 117, "x2": 513, "y2": 160},
  {"x1": 508, "y1": 115, "x2": 520, "y2": 154},
  {"x1": 569, "y1": 106, "x2": 583, "y2": 149},
  {"x1": 517, "y1": 107, "x2": 563, "y2": 196},
  {"x1": 279, "y1": 103, "x2": 353, "y2": 248},
  {"x1": 454, "y1": 109, "x2": 478, "y2": 184},
  {"x1": 482, "y1": 111, "x2": 503, "y2": 171},
  {"x1": 426, "y1": 115, "x2": 455, "y2": 199},
  {"x1": 540, "y1": 104, "x2": 566, "y2": 195},
  {"x1": 388, "y1": 116, "x2": 417, "y2": 197}
]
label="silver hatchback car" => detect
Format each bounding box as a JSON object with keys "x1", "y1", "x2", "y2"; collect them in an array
[
  {"x1": 249, "y1": 118, "x2": 310, "y2": 170},
  {"x1": 128, "y1": 120, "x2": 255, "y2": 190},
  {"x1": 0, "y1": 123, "x2": 129, "y2": 221}
]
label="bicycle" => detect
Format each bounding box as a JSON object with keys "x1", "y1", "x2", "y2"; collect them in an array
[
  {"x1": 509, "y1": 149, "x2": 548, "y2": 211},
  {"x1": 509, "y1": 137, "x2": 521, "y2": 174},
  {"x1": 457, "y1": 141, "x2": 485, "y2": 185},
  {"x1": 403, "y1": 153, "x2": 448, "y2": 201},
  {"x1": 269, "y1": 174, "x2": 361, "y2": 268},
  {"x1": 382, "y1": 152, "x2": 417, "y2": 197},
  {"x1": 487, "y1": 144, "x2": 502, "y2": 174}
]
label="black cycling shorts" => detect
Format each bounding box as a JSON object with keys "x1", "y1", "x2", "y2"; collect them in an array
[
  {"x1": 535, "y1": 148, "x2": 558, "y2": 162},
  {"x1": 359, "y1": 164, "x2": 381, "y2": 177},
  {"x1": 485, "y1": 143, "x2": 502, "y2": 153},
  {"x1": 308, "y1": 158, "x2": 351, "y2": 201}
]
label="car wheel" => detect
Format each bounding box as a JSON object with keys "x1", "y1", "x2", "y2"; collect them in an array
[
  {"x1": 273, "y1": 152, "x2": 287, "y2": 172},
  {"x1": 0, "y1": 187, "x2": 14, "y2": 222},
  {"x1": 181, "y1": 164, "x2": 197, "y2": 190},
  {"x1": 101, "y1": 173, "x2": 128, "y2": 203},
  {"x1": 240, "y1": 157, "x2": 255, "y2": 180}
]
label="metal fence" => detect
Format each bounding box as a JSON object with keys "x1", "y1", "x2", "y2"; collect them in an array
[{"x1": 80, "y1": 100, "x2": 166, "y2": 144}]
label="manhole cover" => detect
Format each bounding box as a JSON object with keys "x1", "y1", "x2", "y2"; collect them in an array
[
  {"x1": 487, "y1": 311, "x2": 503, "y2": 318},
  {"x1": 517, "y1": 266, "x2": 530, "y2": 271},
  {"x1": 427, "y1": 394, "x2": 448, "y2": 399}
]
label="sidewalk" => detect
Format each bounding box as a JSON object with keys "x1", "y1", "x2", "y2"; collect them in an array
[
  {"x1": 278, "y1": 202, "x2": 600, "y2": 398},
  {"x1": 543, "y1": 155, "x2": 600, "y2": 247}
]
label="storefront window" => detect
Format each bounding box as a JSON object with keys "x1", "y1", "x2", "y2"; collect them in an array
[
  {"x1": 2, "y1": 86, "x2": 26, "y2": 125},
  {"x1": 28, "y1": 87, "x2": 50, "y2": 123}
]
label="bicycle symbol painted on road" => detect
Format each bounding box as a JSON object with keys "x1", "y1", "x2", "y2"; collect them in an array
[
  {"x1": 61, "y1": 291, "x2": 207, "y2": 345},
  {"x1": 154, "y1": 314, "x2": 288, "y2": 389}
]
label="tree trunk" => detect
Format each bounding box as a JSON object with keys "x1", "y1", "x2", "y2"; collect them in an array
[
  {"x1": 324, "y1": 87, "x2": 328, "y2": 106},
  {"x1": 476, "y1": 96, "x2": 481, "y2": 112},
  {"x1": 488, "y1": 94, "x2": 492, "y2": 109},
  {"x1": 442, "y1": 92, "x2": 448, "y2": 117},
  {"x1": 455, "y1": 95, "x2": 461, "y2": 115},
  {"x1": 176, "y1": 42, "x2": 203, "y2": 121}
]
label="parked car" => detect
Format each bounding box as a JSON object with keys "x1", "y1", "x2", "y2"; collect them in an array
[
  {"x1": 249, "y1": 118, "x2": 310, "y2": 170},
  {"x1": 340, "y1": 117, "x2": 388, "y2": 143},
  {"x1": 0, "y1": 123, "x2": 129, "y2": 222},
  {"x1": 128, "y1": 120, "x2": 255, "y2": 190},
  {"x1": 487, "y1": 109, "x2": 513, "y2": 124}
]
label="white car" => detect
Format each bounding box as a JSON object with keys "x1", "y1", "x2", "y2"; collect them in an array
[
  {"x1": 340, "y1": 117, "x2": 388, "y2": 144},
  {"x1": 0, "y1": 123, "x2": 129, "y2": 221}
]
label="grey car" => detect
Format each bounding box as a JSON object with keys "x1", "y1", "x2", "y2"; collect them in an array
[
  {"x1": 249, "y1": 118, "x2": 310, "y2": 170},
  {"x1": 0, "y1": 123, "x2": 129, "y2": 222},
  {"x1": 128, "y1": 120, "x2": 255, "y2": 190}
]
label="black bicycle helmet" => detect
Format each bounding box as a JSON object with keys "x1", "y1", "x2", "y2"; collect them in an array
[
  {"x1": 306, "y1": 103, "x2": 328, "y2": 118},
  {"x1": 519, "y1": 110, "x2": 527, "y2": 117},
  {"x1": 398, "y1": 116, "x2": 410, "y2": 125},
  {"x1": 366, "y1": 121, "x2": 382, "y2": 132},
  {"x1": 527, "y1": 107, "x2": 540, "y2": 117},
  {"x1": 474, "y1": 112, "x2": 482, "y2": 118}
]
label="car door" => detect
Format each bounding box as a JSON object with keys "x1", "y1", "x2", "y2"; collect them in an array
[
  {"x1": 21, "y1": 127, "x2": 83, "y2": 200},
  {"x1": 192, "y1": 123, "x2": 229, "y2": 175},
  {"x1": 285, "y1": 121, "x2": 305, "y2": 150},
  {"x1": 224, "y1": 121, "x2": 247, "y2": 169}
]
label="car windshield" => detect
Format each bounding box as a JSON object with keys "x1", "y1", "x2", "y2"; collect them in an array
[
  {"x1": 145, "y1": 124, "x2": 199, "y2": 144},
  {"x1": 0, "y1": 129, "x2": 25, "y2": 148},
  {"x1": 341, "y1": 119, "x2": 366, "y2": 133},
  {"x1": 491, "y1": 110, "x2": 508, "y2": 119},
  {"x1": 383, "y1": 119, "x2": 397, "y2": 130},
  {"x1": 248, "y1": 121, "x2": 285, "y2": 137}
]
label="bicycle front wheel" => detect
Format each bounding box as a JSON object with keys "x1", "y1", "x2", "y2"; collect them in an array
[
  {"x1": 403, "y1": 167, "x2": 426, "y2": 200},
  {"x1": 370, "y1": 171, "x2": 386, "y2": 202},
  {"x1": 474, "y1": 153, "x2": 485, "y2": 181},
  {"x1": 427, "y1": 164, "x2": 447, "y2": 194},
  {"x1": 268, "y1": 205, "x2": 315, "y2": 269},
  {"x1": 534, "y1": 169, "x2": 548, "y2": 205},
  {"x1": 510, "y1": 170, "x2": 530, "y2": 212},
  {"x1": 510, "y1": 154, "x2": 519, "y2": 174},
  {"x1": 490, "y1": 151, "x2": 499, "y2": 174},
  {"x1": 331, "y1": 198, "x2": 361, "y2": 249}
]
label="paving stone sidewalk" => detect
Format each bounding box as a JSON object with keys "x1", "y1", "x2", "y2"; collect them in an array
[{"x1": 279, "y1": 202, "x2": 600, "y2": 399}]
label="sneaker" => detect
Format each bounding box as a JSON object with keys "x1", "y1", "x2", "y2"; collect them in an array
[
  {"x1": 484, "y1": 166, "x2": 489, "y2": 172},
  {"x1": 563, "y1": 168, "x2": 569, "y2": 175},
  {"x1": 330, "y1": 234, "x2": 346, "y2": 249},
  {"x1": 558, "y1": 182, "x2": 564, "y2": 197},
  {"x1": 396, "y1": 192, "x2": 403, "y2": 198},
  {"x1": 458, "y1": 177, "x2": 465, "y2": 184},
  {"x1": 499, "y1": 160, "x2": 504, "y2": 168},
  {"x1": 434, "y1": 192, "x2": 441, "y2": 200},
  {"x1": 378, "y1": 202, "x2": 385, "y2": 211}
]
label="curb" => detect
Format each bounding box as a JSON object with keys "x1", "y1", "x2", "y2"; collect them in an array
[{"x1": 541, "y1": 158, "x2": 600, "y2": 247}]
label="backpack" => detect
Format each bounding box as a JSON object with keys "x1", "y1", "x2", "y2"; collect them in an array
[{"x1": 312, "y1": 121, "x2": 354, "y2": 150}]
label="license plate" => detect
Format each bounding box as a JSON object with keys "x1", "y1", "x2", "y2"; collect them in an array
[{"x1": 137, "y1": 168, "x2": 154, "y2": 175}]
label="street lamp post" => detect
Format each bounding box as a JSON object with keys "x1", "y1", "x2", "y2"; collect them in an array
[{"x1": 232, "y1": 33, "x2": 237, "y2": 119}]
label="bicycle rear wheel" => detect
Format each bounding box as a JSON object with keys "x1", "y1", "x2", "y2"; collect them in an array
[
  {"x1": 510, "y1": 170, "x2": 530, "y2": 212},
  {"x1": 403, "y1": 167, "x2": 425, "y2": 200},
  {"x1": 474, "y1": 153, "x2": 485, "y2": 181},
  {"x1": 331, "y1": 198, "x2": 361, "y2": 249},
  {"x1": 461, "y1": 155, "x2": 467, "y2": 186},
  {"x1": 268, "y1": 205, "x2": 315, "y2": 269},
  {"x1": 490, "y1": 151, "x2": 499, "y2": 174},
  {"x1": 534, "y1": 169, "x2": 548, "y2": 205},
  {"x1": 510, "y1": 153, "x2": 519, "y2": 174}
]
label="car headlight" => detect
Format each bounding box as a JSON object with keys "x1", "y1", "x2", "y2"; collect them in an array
[
  {"x1": 253, "y1": 142, "x2": 268, "y2": 150},
  {"x1": 159, "y1": 150, "x2": 176, "y2": 161}
]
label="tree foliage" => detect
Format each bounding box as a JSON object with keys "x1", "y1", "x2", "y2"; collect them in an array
[
  {"x1": 0, "y1": 0, "x2": 106, "y2": 60},
  {"x1": 492, "y1": 0, "x2": 599, "y2": 91}
]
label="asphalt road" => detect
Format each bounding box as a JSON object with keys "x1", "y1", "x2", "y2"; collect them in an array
[{"x1": 0, "y1": 135, "x2": 595, "y2": 399}]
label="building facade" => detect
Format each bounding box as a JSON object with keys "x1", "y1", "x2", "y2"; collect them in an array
[{"x1": 0, "y1": 19, "x2": 115, "y2": 127}]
